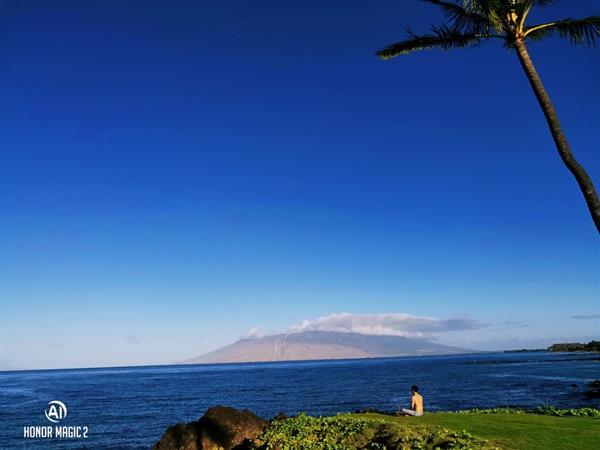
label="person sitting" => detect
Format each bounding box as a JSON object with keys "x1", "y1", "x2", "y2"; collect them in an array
[{"x1": 401, "y1": 385, "x2": 424, "y2": 416}]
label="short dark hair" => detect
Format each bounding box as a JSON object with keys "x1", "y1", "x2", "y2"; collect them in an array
[{"x1": 412, "y1": 385, "x2": 419, "y2": 393}]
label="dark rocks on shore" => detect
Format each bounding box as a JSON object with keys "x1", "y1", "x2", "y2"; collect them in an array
[
  {"x1": 356, "y1": 407, "x2": 394, "y2": 415},
  {"x1": 153, "y1": 406, "x2": 268, "y2": 450},
  {"x1": 273, "y1": 411, "x2": 288, "y2": 421},
  {"x1": 583, "y1": 380, "x2": 600, "y2": 399}
]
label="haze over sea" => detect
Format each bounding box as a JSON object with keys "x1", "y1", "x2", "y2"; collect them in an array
[{"x1": 1, "y1": 352, "x2": 598, "y2": 449}]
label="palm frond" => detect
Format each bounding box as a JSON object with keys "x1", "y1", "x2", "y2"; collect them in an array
[
  {"x1": 376, "y1": 26, "x2": 490, "y2": 59},
  {"x1": 422, "y1": 0, "x2": 493, "y2": 33},
  {"x1": 525, "y1": 16, "x2": 600, "y2": 46},
  {"x1": 465, "y1": 0, "x2": 556, "y2": 9},
  {"x1": 462, "y1": 0, "x2": 508, "y2": 32}
]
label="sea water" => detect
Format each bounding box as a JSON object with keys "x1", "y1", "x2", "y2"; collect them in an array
[{"x1": 0, "y1": 352, "x2": 598, "y2": 449}]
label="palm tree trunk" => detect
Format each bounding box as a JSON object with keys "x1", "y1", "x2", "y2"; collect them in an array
[{"x1": 514, "y1": 38, "x2": 600, "y2": 233}]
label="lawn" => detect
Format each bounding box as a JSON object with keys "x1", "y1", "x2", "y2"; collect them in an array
[
  {"x1": 254, "y1": 408, "x2": 599, "y2": 449},
  {"x1": 354, "y1": 412, "x2": 600, "y2": 450}
]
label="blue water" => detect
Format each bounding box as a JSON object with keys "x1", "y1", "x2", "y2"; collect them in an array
[{"x1": 1, "y1": 352, "x2": 598, "y2": 449}]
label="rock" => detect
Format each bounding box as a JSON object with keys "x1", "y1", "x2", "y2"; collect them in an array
[
  {"x1": 361, "y1": 407, "x2": 393, "y2": 415},
  {"x1": 154, "y1": 406, "x2": 268, "y2": 450},
  {"x1": 582, "y1": 380, "x2": 600, "y2": 399},
  {"x1": 154, "y1": 423, "x2": 201, "y2": 450},
  {"x1": 273, "y1": 412, "x2": 288, "y2": 421},
  {"x1": 583, "y1": 390, "x2": 600, "y2": 398},
  {"x1": 200, "y1": 406, "x2": 268, "y2": 449},
  {"x1": 362, "y1": 407, "x2": 380, "y2": 414}
]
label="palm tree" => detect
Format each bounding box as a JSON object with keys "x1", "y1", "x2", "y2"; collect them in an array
[{"x1": 376, "y1": 0, "x2": 600, "y2": 233}]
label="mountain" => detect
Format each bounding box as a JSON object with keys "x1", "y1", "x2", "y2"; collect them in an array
[{"x1": 180, "y1": 331, "x2": 469, "y2": 364}]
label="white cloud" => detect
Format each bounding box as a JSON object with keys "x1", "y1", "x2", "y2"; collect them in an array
[
  {"x1": 241, "y1": 326, "x2": 264, "y2": 340},
  {"x1": 287, "y1": 312, "x2": 487, "y2": 338}
]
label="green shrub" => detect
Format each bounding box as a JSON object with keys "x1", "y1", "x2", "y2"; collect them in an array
[
  {"x1": 453, "y1": 407, "x2": 600, "y2": 418},
  {"x1": 533, "y1": 406, "x2": 600, "y2": 418},
  {"x1": 253, "y1": 414, "x2": 493, "y2": 449},
  {"x1": 454, "y1": 408, "x2": 526, "y2": 415},
  {"x1": 253, "y1": 414, "x2": 371, "y2": 450}
]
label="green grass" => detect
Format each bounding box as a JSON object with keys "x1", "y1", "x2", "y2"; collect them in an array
[
  {"x1": 253, "y1": 409, "x2": 599, "y2": 449},
  {"x1": 353, "y1": 412, "x2": 600, "y2": 450}
]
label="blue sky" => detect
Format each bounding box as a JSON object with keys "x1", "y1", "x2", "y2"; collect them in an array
[{"x1": 2, "y1": 0, "x2": 599, "y2": 369}]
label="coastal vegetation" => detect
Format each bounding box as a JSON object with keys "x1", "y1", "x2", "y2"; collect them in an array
[
  {"x1": 454, "y1": 406, "x2": 600, "y2": 417},
  {"x1": 254, "y1": 413, "x2": 492, "y2": 449},
  {"x1": 254, "y1": 409, "x2": 600, "y2": 450},
  {"x1": 505, "y1": 339, "x2": 600, "y2": 353},
  {"x1": 548, "y1": 340, "x2": 600, "y2": 352},
  {"x1": 154, "y1": 406, "x2": 600, "y2": 450}
]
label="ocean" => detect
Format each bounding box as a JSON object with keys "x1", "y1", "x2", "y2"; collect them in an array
[{"x1": 1, "y1": 352, "x2": 598, "y2": 449}]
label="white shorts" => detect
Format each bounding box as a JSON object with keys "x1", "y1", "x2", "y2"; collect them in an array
[{"x1": 401, "y1": 408, "x2": 423, "y2": 416}]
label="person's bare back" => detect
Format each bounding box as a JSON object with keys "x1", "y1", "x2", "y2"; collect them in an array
[{"x1": 400, "y1": 385, "x2": 423, "y2": 416}]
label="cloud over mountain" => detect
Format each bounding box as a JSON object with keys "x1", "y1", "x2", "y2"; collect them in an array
[
  {"x1": 286, "y1": 312, "x2": 487, "y2": 338},
  {"x1": 241, "y1": 326, "x2": 264, "y2": 340}
]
